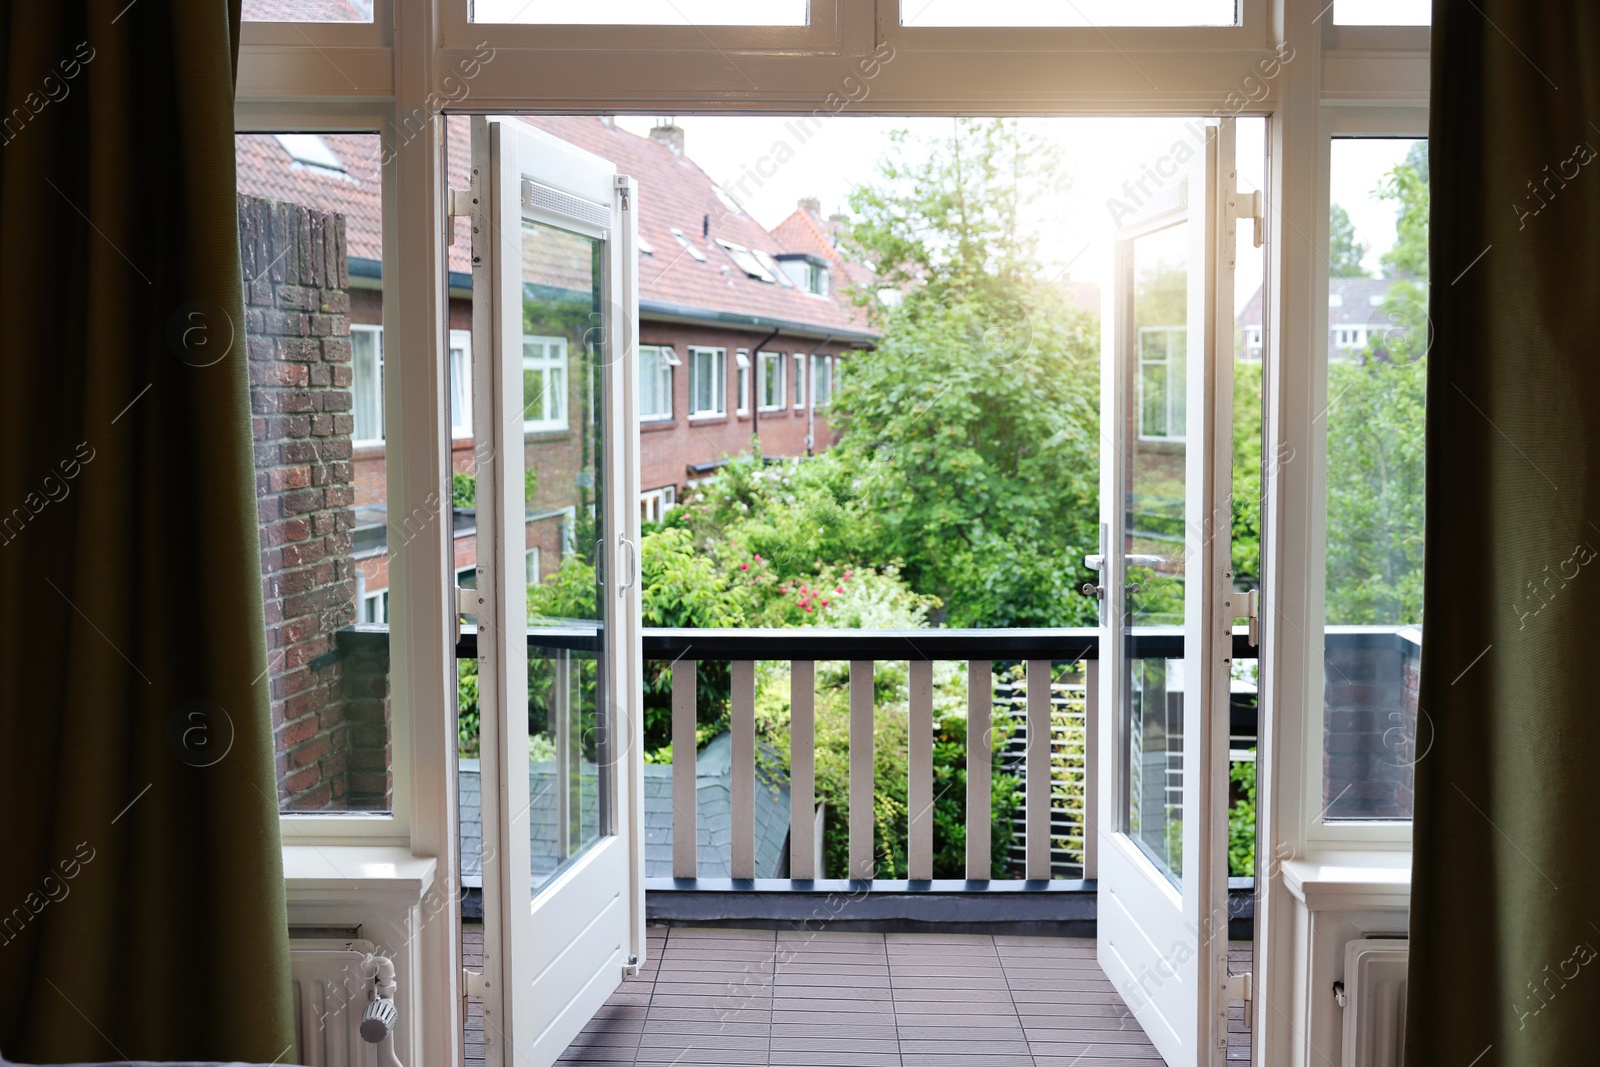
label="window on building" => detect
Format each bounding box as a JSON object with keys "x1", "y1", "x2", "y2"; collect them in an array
[
  {"x1": 456, "y1": 565, "x2": 478, "y2": 590},
  {"x1": 522, "y1": 335, "x2": 568, "y2": 432},
  {"x1": 689, "y1": 346, "x2": 726, "y2": 417},
  {"x1": 449, "y1": 329, "x2": 472, "y2": 438},
  {"x1": 1138, "y1": 325, "x2": 1186, "y2": 440},
  {"x1": 757, "y1": 350, "x2": 786, "y2": 411},
  {"x1": 526, "y1": 547, "x2": 541, "y2": 585},
  {"x1": 244, "y1": 0, "x2": 373, "y2": 21},
  {"x1": 810, "y1": 354, "x2": 833, "y2": 408},
  {"x1": 640, "y1": 344, "x2": 678, "y2": 421},
  {"x1": 735, "y1": 350, "x2": 751, "y2": 414},
  {"x1": 471, "y1": 0, "x2": 806, "y2": 25},
  {"x1": 717, "y1": 239, "x2": 777, "y2": 282},
  {"x1": 641, "y1": 485, "x2": 677, "y2": 524},
  {"x1": 351, "y1": 324, "x2": 384, "y2": 445},
  {"x1": 359, "y1": 589, "x2": 389, "y2": 624},
  {"x1": 792, "y1": 353, "x2": 806, "y2": 408},
  {"x1": 778, "y1": 253, "x2": 830, "y2": 295},
  {"x1": 670, "y1": 228, "x2": 707, "y2": 262},
  {"x1": 754, "y1": 249, "x2": 793, "y2": 287}
]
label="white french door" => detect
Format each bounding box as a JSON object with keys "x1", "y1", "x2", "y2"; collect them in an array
[
  {"x1": 470, "y1": 116, "x2": 644, "y2": 1067},
  {"x1": 1096, "y1": 118, "x2": 1238, "y2": 1066}
]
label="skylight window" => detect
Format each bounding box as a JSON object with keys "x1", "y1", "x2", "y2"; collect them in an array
[
  {"x1": 712, "y1": 184, "x2": 744, "y2": 215},
  {"x1": 638, "y1": 234, "x2": 655, "y2": 256},
  {"x1": 716, "y1": 239, "x2": 776, "y2": 283},
  {"x1": 670, "y1": 228, "x2": 707, "y2": 262},
  {"x1": 274, "y1": 133, "x2": 347, "y2": 174},
  {"x1": 753, "y1": 249, "x2": 793, "y2": 287}
]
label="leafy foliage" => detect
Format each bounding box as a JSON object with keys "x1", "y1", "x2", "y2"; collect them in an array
[
  {"x1": 1328, "y1": 203, "x2": 1370, "y2": 277},
  {"x1": 1229, "y1": 754, "x2": 1256, "y2": 877}
]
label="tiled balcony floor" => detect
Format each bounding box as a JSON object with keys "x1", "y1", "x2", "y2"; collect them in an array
[{"x1": 465, "y1": 925, "x2": 1254, "y2": 1066}]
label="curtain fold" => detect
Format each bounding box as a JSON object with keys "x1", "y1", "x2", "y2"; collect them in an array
[
  {"x1": 0, "y1": 1, "x2": 295, "y2": 1062},
  {"x1": 1409, "y1": 2, "x2": 1600, "y2": 1061}
]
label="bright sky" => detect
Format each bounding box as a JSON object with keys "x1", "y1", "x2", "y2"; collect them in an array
[{"x1": 615, "y1": 115, "x2": 1419, "y2": 315}]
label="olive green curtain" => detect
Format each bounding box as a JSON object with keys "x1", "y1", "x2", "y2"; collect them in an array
[
  {"x1": 1409, "y1": 2, "x2": 1600, "y2": 1062},
  {"x1": 0, "y1": 1, "x2": 295, "y2": 1062}
]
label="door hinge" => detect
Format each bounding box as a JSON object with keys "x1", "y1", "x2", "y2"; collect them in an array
[
  {"x1": 449, "y1": 184, "x2": 477, "y2": 249},
  {"x1": 455, "y1": 582, "x2": 482, "y2": 651},
  {"x1": 1225, "y1": 970, "x2": 1253, "y2": 1021},
  {"x1": 1246, "y1": 588, "x2": 1260, "y2": 648},
  {"x1": 463, "y1": 968, "x2": 488, "y2": 999},
  {"x1": 1227, "y1": 187, "x2": 1265, "y2": 247}
]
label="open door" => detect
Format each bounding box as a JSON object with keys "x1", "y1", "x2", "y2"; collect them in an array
[
  {"x1": 1095, "y1": 118, "x2": 1237, "y2": 1065},
  {"x1": 470, "y1": 116, "x2": 644, "y2": 1067}
]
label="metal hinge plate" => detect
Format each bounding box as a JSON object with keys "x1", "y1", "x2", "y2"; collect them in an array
[
  {"x1": 1224, "y1": 970, "x2": 1253, "y2": 1020},
  {"x1": 463, "y1": 968, "x2": 488, "y2": 999}
]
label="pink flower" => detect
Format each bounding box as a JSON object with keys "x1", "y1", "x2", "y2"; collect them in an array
[
  {"x1": 740, "y1": 563, "x2": 750, "y2": 570},
  {"x1": 820, "y1": 599, "x2": 830, "y2": 607},
  {"x1": 843, "y1": 571, "x2": 854, "y2": 580},
  {"x1": 754, "y1": 554, "x2": 764, "y2": 563},
  {"x1": 835, "y1": 586, "x2": 844, "y2": 593},
  {"x1": 803, "y1": 605, "x2": 814, "y2": 613}
]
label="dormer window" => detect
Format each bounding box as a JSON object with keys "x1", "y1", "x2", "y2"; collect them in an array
[
  {"x1": 776, "y1": 252, "x2": 829, "y2": 296},
  {"x1": 274, "y1": 133, "x2": 347, "y2": 174}
]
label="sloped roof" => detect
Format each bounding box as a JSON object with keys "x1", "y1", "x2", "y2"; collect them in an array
[
  {"x1": 234, "y1": 121, "x2": 878, "y2": 343},
  {"x1": 1237, "y1": 275, "x2": 1410, "y2": 329},
  {"x1": 771, "y1": 202, "x2": 880, "y2": 294}
]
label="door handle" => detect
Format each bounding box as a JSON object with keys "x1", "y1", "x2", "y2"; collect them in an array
[{"x1": 618, "y1": 537, "x2": 637, "y2": 597}]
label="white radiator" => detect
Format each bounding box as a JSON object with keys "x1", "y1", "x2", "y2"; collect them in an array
[
  {"x1": 1340, "y1": 938, "x2": 1409, "y2": 1067},
  {"x1": 289, "y1": 938, "x2": 386, "y2": 1067}
]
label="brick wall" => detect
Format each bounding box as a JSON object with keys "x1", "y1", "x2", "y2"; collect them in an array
[
  {"x1": 1321, "y1": 633, "x2": 1419, "y2": 819},
  {"x1": 240, "y1": 193, "x2": 391, "y2": 812}
]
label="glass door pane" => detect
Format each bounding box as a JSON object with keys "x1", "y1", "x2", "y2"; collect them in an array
[
  {"x1": 520, "y1": 218, "x2": 610, "y2": 892},
  {"x1": 1123, "y1": 219, "x2": 1190, "y2": 885}
]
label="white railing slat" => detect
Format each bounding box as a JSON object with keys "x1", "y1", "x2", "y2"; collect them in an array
[
  {"x1": 789, "y1": 660, "x2": 816, "y2": 879},
  {"x1": 1025, "y1": 659, "x2": 1051, "y2": 880},
  {"x1": 1083, "y1": 658, "x2": 1099, "y2": 881},
  {"x1": 908, "y1": 659, "x2": 934, "y2": 880},
  {"x1": 966, "y1": 660, "x2": 992, "y2": 880},
  {"x1": 849, "y1": 660, "x2": 874, "y2": 880},
  {"x1": 730, "y1": 660, "x2": 756, "y2": 879},
  {"x1": 671, "y1": 659, "x2": 697, "y2": 879}
]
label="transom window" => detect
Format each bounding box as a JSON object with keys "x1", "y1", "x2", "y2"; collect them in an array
[
  {"x1": 522, "y1": 335, "x2": 568, "y2": 433},
  {"x1": 688, "y1": 346, "x2": 726, "y2": 417}
]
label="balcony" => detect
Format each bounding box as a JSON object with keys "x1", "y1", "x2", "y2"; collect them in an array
[{"x1": 423, "y1": 623, "x2": 1415, "y2": 1064}]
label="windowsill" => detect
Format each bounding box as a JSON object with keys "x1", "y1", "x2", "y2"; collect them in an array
[
  {"x1": 353, "y1": 440, "x2": 385, "y2": 456},
  {"x1": 523, "y1": 425, "x2": 570, "y2": 438},
  {"x1": 757, "y1": 406, "x2": 788, "y2": 415},
  {"x1": 282, "y1": 845, "x2": 437, "y2": 906},
  {"x1": 688, "y1": 412, "x2": 729, "y2": 422},
  {"x1": 641, "y1": 418, "x2": 676, "y2": 432},
  {"x1": 1281, "y1": 850, "x2": 1411, "y2": 911}
]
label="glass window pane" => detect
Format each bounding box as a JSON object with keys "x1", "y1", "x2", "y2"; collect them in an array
[
  {"x1": 1321, "y1": 137, "x2": 1428, "y2": 821},
  {"x1": 472, "y1": 0, "x2": 806, "y2": 24},
  {"x1": 904, "y1": 0, "x2": 1235, "y2": 27},
  {"x1": 1125, "y1": 220, "x2": 1190, "y2": 883},
  {"x1": 521, "y1": 217, "x2": 609, "y2": 891},
  {"x1": 1333, "y1": 0, "x2": 1429, "y2": 24},
  {"x1": 242, "y1": 0, "x2": 373, "y2": 22},
  {"x1": 236, "y1": 131, "x2": 391, "y2": 813}
]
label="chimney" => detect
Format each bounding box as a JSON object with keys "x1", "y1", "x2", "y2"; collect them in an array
[
  {"x1": 828, "y1": 212, "x2": 849, "y2": 226},
  {"x1": 798, "y1": 197, "x2": 821, "y2": 216},
  {"x1": 650, "y1": 122, "x2": 684, "y2": 157}
]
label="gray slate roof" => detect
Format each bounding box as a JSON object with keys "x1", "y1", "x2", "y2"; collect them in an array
[{"x1": 459, "y1": 731, "x2": 791, "y2": 886}]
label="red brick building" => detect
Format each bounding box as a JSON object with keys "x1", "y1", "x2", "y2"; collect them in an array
[{"x1": 237, "y1": 118, "x2": 878, "y2": 618}]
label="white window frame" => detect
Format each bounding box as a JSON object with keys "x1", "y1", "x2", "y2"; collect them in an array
[
  {"x1": 808, "y1": 353, "x2": 833, "y2": 409},
  {"x1": 359, "y1": 588, "x2": 389, "y2": 625},
  {"x1": 449, "y1": 327, "x2": 473, "y2": 438},
  {"x1": 351, "y1": 323, "x2": 385, "y2": 446},
  {"x1": 640, "y1": 485, "x2": 677, "y2": 523},
  {"x1": 639, "y1": 344, "x2": 677, "y2": 421},
  {"x1": 236, "y1": 9, "x2": 1433, "y2": 1061},
  {"x1": 521, "y1": 334, "x2": 568, "y2": 433},
  {"x1": 757, "y1": 350, "x2": 786, "y2": 411},
  {"x1": 688, "y1": 345, "x2": 726, "y2": 418},
  {"x1": 525, "y1": 546, "x2": 541, "y2": 584},
  {"x1": 735, "y1": 349, "x2": 751, "y2": 414},
  {"x1": 792, "y1": 353, "x2": 806, "y2": 409}
]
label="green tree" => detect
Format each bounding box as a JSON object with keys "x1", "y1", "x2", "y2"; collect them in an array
[
  {"x1": 835, "y1": 119, "x2": 1102, "y2": 627},
  {"x1": 1377, "y1": 142, "x2": 1429, "y2": 278},
  {"x1": 1328, "y1": 203, "x2": 1369, "y2": 277}
]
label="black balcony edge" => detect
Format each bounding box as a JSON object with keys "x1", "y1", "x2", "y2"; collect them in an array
[{"x1": 637, "y1": 878, "x2": 1256, "y2": 940}]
